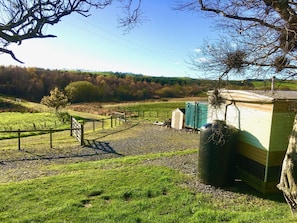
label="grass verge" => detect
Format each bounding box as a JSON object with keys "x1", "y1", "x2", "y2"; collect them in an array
[{"x1": 0, "y1": 152, "x2": 296, "y2": 223}]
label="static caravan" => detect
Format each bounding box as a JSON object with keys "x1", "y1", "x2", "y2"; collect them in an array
[
  {"x1": 185, "y1": 102, "x2": 208, "y2": 130},
  {"x1": 171, "y1": 108, "x2": 185, "y2": 130},
  {"x1": 207, "y1": 90, "x2": 297, "y2": 194}
]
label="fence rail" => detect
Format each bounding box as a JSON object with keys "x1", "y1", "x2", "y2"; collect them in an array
[{"x1": 0, "y1": 127, "x2": 81, "y2": 150}]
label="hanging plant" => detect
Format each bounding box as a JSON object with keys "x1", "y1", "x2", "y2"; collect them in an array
[
  {"x1": 208, "y1": 88, "x2": 225, "y2": 108},
  {"x1": 224, "y1": 49, "x2": 246, "y2": 72},
  {"x1": 274, "y1": 55, "x2": 289, "y2": 72}
]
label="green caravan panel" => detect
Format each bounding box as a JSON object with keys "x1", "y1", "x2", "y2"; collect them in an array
[
  {"x1": 197, "y1": 103, "x2": 208, "y2": 129},
  {"x1": 185, "y1": 102, "x2": 197, "y2": 129},
  {"x1": 185, "y1": 102, "x2": 208, "y2": 129}
]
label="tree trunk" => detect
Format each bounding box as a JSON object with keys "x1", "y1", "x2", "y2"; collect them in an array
[{"x1": 277, "y1": 114, "x2": 297, "y2": 213}]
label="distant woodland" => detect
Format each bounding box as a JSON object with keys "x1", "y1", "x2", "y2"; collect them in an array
[{"x1": 0, "y1": 66, "x2": 251, "y2": 103}]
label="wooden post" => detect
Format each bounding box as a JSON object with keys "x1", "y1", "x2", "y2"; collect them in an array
[
  {"x1": 102, "y1": 119, "x2": 104, "y2": 129},
  {"x1": 18, "y1": 129, "x2": 21, "y2": 150},
  {"x1": 93, "y1": 120, "x2": 95, "y2": 132},
  {"x1": 80, "y1": 124, "x2": 84, "y2": 146},
  {"x1": 111, "y1": 116, "x2": 113, "y2": 128},
  {"x1": 70, "y1": 116, "x2": 73, "y2": 136},
  {"x1": 50, "y1": 128, "x2": 53, "y2": 148}
]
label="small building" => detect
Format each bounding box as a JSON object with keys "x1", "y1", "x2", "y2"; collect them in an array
[
  {"x1": 185, "y1": 102, "x2": 208, "y2": 130},
  {"x1": 171, "y1": 108, "x2": 185, "y2": 130},
  {"x1": 207, "y1": 90, "x2": 297, "y2": 194}
]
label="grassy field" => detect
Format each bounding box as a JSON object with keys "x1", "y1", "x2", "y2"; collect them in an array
[
  {"x1": 252, "y1": 80, "x2": 297, "y2": 90},
  {"x1": 0, "y1": 112, "x2": 70, "y2": 139}
]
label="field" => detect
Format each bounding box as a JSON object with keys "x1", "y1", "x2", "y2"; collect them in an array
[
  {"x1": 252, "y1": 80, "x2": 297, "y2": 90},
  {"x1": 0, "y1": 98, "x2": 296, "y2": 222}
]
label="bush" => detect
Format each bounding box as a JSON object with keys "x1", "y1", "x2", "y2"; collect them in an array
[{"x1": 65, "y1": 81, "x2": 98, "y2": 103}]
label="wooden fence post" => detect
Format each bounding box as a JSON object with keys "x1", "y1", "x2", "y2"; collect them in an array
[
  {"x1": 80, "y1": 124, "x2": 84, "y2": 146},
  {"x1": 70, "y1": 116, "x2": 73, "y2": 136},
  {"x1": 111, "y1": 116, "x2": 113, "y2": 128},
  {"x1": 50, "y1": 128, "x2": 53, "y2": 148},
  {"x1": 18, "y1": 129, "x2": 21, "y2": 150}
]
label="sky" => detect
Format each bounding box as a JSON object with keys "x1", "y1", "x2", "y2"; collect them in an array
[{"x1": 0, "y1": 1, "x2": 217, "y2": 78}]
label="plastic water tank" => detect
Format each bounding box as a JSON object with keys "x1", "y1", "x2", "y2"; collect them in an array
[{"x1": 198, "y1": 120, "x2": 238, "y2": 187}]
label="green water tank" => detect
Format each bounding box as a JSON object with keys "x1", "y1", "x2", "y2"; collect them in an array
[{"x1": 198, "y1": 120, "x2": 238, "y2": 187}]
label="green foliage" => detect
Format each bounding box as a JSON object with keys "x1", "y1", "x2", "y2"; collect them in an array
[
  {"x1": 0, "y1": 155, "x2": 294, "y2": 223},
  {"x1": 40, "y1": 87, "x2": 68, "y2": 112},
  {"x1": 65, "y1": 81, "x2": 98, "y2": 103}
]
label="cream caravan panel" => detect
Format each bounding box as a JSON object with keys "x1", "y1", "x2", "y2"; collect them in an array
[
  {"x1": 236, "y1": 103, "x2": 273, "y2": 150},
  {"x1": 208, "y1": 102, "x2": 273, "y2": 150}
]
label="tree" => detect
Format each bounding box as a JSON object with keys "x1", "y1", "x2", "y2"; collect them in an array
[
  {"x1": 176, "y1": 0, "x2": 297, "y2": 213},
  {"x1": 65, "y1": 81, "x2": 98, "y2": 103},
  {"x1": 41, "y1": 87, "x2": 68, "y2": 112},
  {"x1": 0, "y1": 0, "x2": 143, "y2": 62},
  {"x1": 178, "y1": 0, "x2": 297, "y2": 76}
]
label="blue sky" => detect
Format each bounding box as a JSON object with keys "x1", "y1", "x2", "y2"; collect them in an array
[{"x1": 1, "y1": 1, "x2": 217, "y2": 78}]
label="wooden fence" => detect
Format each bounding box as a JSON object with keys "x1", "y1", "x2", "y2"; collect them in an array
[
  {"x1": 0, "y1": 113, "x2": 126, "y2": 150},
  {"x1": 0, "y1": 128, "x2": 78, "y2": 150},
  {"x1": 83, "y1": 112, "x2": 126, "y2": 131},
  {"x1": 70, "y1": 117, "x2": 84, "y2": 146},
  {"x1": 125, "y1": 110, "x2": 170, "y2": 121}
]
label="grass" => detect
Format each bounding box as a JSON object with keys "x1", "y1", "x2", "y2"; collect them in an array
[
  {"x1": 120, "y1": 101, "x2": 187, "y2": 111},
  {"x1": 252, "y1": 80, "x2": 297, "y2": 90},
  {"x1": 0, "y1": 153, "x2": 296, "y2": 223},
  {"x1": 0, "y1": 112, "x2": 70, "y2": 139},
  {"x1": 113, "y1": 101, "x2": 190, "y2": 122}
]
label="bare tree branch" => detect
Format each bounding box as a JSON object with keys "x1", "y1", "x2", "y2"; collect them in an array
[
  {"x1": 0, "y1": 47, "x2": 24, "y2": 63},
  {"x1": 0, "y1": 0, "x2": 143, "y2": 63}
]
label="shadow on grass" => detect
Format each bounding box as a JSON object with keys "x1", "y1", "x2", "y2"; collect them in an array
[
  {"x1": 0, "y1": 149, "x2": 122, "y2": 163},
  {"x1": 221, "y1": 179, "x2": 286, "y2": 203}
]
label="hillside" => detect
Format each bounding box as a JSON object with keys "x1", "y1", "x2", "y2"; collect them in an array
[{"x1": 0, "y1": 66, "x2": 248, "y2": 102}]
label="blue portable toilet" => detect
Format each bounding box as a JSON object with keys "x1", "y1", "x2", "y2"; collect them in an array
[{"x1": 185, "y1": 102, "x2": 208, "y2": 130}]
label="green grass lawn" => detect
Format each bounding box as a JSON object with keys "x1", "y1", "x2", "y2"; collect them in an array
[{"x1": 0, "y1": 152, "x2": 295, "y2": 223}]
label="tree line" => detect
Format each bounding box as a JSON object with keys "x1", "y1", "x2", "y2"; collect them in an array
[{"x1": 0, "y1": 66, "x2": 249, "y2": 103}]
